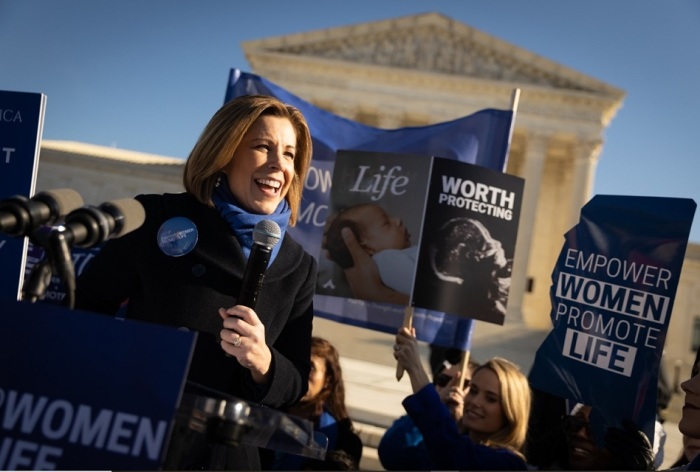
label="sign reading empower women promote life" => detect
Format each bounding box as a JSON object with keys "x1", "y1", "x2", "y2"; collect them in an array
[{"x1": 529, "y1": 195, "x2": 696, "y2": 444}]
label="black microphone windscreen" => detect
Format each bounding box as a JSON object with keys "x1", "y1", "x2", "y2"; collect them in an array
[
  {"x1": 101, "y1": 198, "x2": 146, "y2": 237},
  {"x1": 36, "y1": 188, "x2": 83, "y2": 217},
  {"x1": 253, "y1": 220, "x2": 281, "y2": 248}
]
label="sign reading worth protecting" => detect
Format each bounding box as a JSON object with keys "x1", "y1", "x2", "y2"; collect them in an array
[
  {"x1": 529, "y1": 195, "x2": 696, "y2": 445},
  {"x1": 316, "y1": 150, "x2": 524, "y2": 325}
]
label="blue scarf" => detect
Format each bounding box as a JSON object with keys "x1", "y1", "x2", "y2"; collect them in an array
[{"x1": 212, "y1": 177, "x2": 290, "y2": 265}]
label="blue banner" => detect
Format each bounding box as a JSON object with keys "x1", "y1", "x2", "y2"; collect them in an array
[
  {"x1": 0, "y1": 90, "x2": 46, "y2": 301},
  {"x1": 528, "y1": 195, "x2": 696, "y2": 444},
  {"x1": 0, "y1": 298, "x2": 196, "y2": 470},
  {"x1": 226, "y1": 69, "x2": 515, "y2": 349}
]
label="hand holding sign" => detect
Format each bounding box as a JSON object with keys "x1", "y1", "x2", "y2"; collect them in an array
[{"x1": 394, "y1": 326, "x2": 432, "y2": 393}]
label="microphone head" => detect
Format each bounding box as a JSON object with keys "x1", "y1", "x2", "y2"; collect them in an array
[
  {"x1": 35, "y1": 188, "x2": 83, "y2": 221},
  {"x1": 99, "y1": 198, "x2": 146, "y2": 238},
  {"x1": 253, "y1": 220, "x2": 282, "y2": 248}
]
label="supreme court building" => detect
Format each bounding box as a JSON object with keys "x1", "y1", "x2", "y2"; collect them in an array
[{"x1": 35, "y1": 13, "x2": 700, "y2": 383}]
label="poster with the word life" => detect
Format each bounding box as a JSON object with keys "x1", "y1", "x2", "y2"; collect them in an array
[
  {"x1": 315, "y1": 150, "x2": 524, "y2": 325},
  {"x1": 529, "y1": 195, "x2": 696, "y2": 445}
]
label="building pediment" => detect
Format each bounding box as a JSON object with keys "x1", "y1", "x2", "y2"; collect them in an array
[{"x1": 243, "y1": 12, "x2": 622, "y2": 99}]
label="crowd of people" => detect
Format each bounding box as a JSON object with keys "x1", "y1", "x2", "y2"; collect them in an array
[{"x1": 69, "y1": 94, "x2": 698, "y2": 470}]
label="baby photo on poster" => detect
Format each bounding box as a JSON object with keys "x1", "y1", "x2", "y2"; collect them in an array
[{"x1": 316, "y1": 150, "x2": 432, "y2": 306}]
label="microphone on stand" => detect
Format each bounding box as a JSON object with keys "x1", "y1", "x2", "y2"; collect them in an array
[
  {"x1": 238, "y1": 220, "x2": 282, "y2": 310},
  {"x1": 55, "y1": 198, "x2": 146, "y2": 248},
  {"x1": 0, "y1": 188, "x2": 83, "y2": 236},
  {"x1": 50, "y1": 198, "x2": 146, "y2": 309}
]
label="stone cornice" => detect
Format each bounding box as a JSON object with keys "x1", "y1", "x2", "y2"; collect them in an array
[
  {"x1": 247, "y1": 52, "x2": 620, "y2": 136},
  {"x1": 243, "y1": 12, "x2": 625, "y2": 102},
  {"x1": 42, "y1": 140, "x2": 184, "y2": 165}
]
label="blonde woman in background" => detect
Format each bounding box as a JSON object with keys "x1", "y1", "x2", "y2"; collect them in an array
[{"x1": 394, "y1": 326, "x2": 531, "y2": 470}]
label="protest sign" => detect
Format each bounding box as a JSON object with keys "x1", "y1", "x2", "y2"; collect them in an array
[
  {"x1": 529, "y1": 194, "x2": 696, "y2": 444},
  {"x1": 0, "y1": 90, "x2": 46, "y2": 300},
  {"x1": 0, "y1": 298, "x2": 195, "y2": 469},
  {"x1": 316, "y1": 150, "x2": 523, "y2": 328}
]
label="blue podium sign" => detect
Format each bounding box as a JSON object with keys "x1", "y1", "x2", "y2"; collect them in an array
[
  {"x1": 0, "y1": 298, "x2": 196, "y2": 470},
  {"x1": 0, "y1": 90, "x2": 47, "y2": 301}
]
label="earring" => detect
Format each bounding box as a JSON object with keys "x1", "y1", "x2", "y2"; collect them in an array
[{"x1": 215, "y1": 174, "x2": 222, "y2": 188}]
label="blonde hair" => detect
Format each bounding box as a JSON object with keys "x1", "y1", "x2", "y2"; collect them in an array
[
  {"x1": 477, "y1": 357, "x2": 531, "y2": 457},
  {"x1": 182, "y1": 95, "x2": 312, "y2": 226}
]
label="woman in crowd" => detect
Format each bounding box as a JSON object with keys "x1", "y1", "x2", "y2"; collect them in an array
[
  {"x1": 75, "y1": 95, "x2": 316, "y2": 469},
  {"x1": 264, "y1": 336, "x2": 363, "y2": 469},
  {"x1": 393, "y1": 326, "x2": 531, "y2": 470},
  {"x1": 525, "y1": 389, "x2": 655, "y2": 469}
]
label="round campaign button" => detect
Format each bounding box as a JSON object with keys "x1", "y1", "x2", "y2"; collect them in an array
[{"x1": 157, "y1": 217, "x2": 198, "y2": 257}]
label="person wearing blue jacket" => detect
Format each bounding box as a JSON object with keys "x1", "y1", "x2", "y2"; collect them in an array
[
  {"x1": 378, "y1": 355, "x2": 477, "y2": 470},
  {"x1": 394, "y1": 327, "x2": 531, "y2": 470}
]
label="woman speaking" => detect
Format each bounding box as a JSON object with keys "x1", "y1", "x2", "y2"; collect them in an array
[{"x1": 75, "y1": 95, "x2": 316, "y2": 469}]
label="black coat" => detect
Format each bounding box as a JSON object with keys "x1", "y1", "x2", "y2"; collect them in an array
[{"x1": 75, "y1": 192, "x2": 317, "y2": 469}]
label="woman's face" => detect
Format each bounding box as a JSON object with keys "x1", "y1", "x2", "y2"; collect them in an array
[
  {"x1": 563, "y1": 405, "x2": 607, "y2": 470},
  {"x1": 680, "y1": 358, "x2": 700, "y2": 438},
  {"x1": 461, "y1": 368, "x2": 506, "y2": 439},
  {"x1": 223, "y1": 115, "x2": 296, "y2": 215},
  {"x1": 300, "y1": 354, "x2": 327, "y2": 402}
]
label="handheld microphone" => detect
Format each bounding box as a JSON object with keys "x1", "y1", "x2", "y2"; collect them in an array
[
  {"x1": 238, "y1": 220, "x2": 282, "y2": 309},
  {"x1": 0, "y1": 188, "x2": 83, "y2": 236},
  {"x1": 56, "y1": 198, "x2": 146, "y2": 248}
]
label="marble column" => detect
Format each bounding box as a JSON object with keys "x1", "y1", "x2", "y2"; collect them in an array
[
  {"x1": 508, "y1": 132, "x2": 548, "y2": 321},
  {"x1": 567, "y1": 138, "x2": 602, "y2": 229}
]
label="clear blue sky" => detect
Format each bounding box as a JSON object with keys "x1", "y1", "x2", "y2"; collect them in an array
[{"x1": 2, "y1": 0, "x2": 699, "y2": 242}]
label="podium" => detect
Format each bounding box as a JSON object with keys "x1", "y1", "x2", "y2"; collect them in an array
[
  {"x1": 164, "y1": 384, "x2": 327, "y2": 469},
  {"x1": 0, "y1": 298, "x2": 326, "y2": 470}
]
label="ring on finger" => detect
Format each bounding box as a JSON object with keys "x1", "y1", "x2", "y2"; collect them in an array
[{"x1": 232, "y1": 335, "x2": 242, "y2": 348}]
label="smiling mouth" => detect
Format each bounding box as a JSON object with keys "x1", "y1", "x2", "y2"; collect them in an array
[
  {"x1": 570, "y1": 446, "x2": 593, "y2": 457},
  {"x1": 568, "y1": 439, "x2": 596, "y2": 458},
  {"x1": 465, "y1": 409, "x2": 482, "y2": 420},
  {"x1": 255, "y1": 178, "x2": 281, "y2": 195}
]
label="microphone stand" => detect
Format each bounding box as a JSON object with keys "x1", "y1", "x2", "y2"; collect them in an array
[
  {"x1": 21, "y1": 227, "x2": 54, "y2": 304},
  {"x1": 21, "y1": 227, "x2": 78, "y2": 309},
  {"x1": 21, "y1": 257, "x2": 53, "y2": 304},
  {"x1": 49, "y1": 228, "x2": 77, "y2": 310}
]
